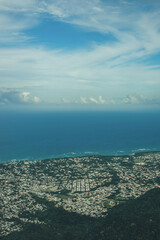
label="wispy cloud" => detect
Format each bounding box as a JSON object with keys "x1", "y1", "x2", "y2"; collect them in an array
[
  {"x1": 1, "y1": 46, "x2": 160, "y2": 96},
  {"x1": 0, "y1": 0, "x2": 160, "y2": 108},
  {"x1": 1, "y1": 0, "x2": 160, "y2": 49},
  {"x1": 0, "y1": 0, "x2": 39, "y2": 43},
  {"x1": 42, "y1": 0, "x2": 160, "y2": 51}
]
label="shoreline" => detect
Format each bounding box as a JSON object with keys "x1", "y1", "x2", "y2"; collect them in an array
[{"x1": 1, "y1": 150, "x2": 160, "y2": 165}]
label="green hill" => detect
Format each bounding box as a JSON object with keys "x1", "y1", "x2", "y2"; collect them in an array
[{"x1": 100, "y1": 187, "x2": 160, "y2": 240}]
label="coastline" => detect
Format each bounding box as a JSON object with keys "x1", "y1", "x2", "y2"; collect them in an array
[
  {"x1": 1, "y1": 149, "x2": 160, "y2": 165},
  {"x1": 1, "y1": 111, "x2": 160, "y2": 165}
]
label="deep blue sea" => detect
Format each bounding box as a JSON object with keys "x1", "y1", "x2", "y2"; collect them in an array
[{"x1": 0, "y1": 110, "x2": 160, "y2": 163}]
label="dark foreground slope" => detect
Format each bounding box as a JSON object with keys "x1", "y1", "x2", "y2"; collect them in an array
[
  {"x1": 1, "y1": 194, "x2": 102, "y2": 240},
  {"x1": 2, "y1": 188, "x2": 160, "y2": 240},
  {"x1": 100, "y1": 187, "x2": 160, "y2": 240}
]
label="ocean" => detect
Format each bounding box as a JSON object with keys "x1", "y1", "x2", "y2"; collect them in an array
[{"x1": 0, "y1": 110, "x2": 160, "y2": 163}]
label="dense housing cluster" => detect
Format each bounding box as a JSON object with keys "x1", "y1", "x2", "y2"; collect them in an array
[{"x1": 0, "y1": 152, "x2": 160, "y2": 237}]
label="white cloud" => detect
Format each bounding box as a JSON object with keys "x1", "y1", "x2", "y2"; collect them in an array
[
  {"x1": 1, "y1": 0, "x2": 160, "y2": 57},
  {"x1": 0, "y1": 0, "x2": 40, "y2": 43},
  {"x1": 80, "y1": 97, "x2": 88, "y2": 104},
  {"x1": 0, "y1": 0, "x2": 160, "y2": 50},
  {"x1": 41, "y1": 0, "x2": 160, "y2": 52},
  {"x1": 0, "y1": 44, "x2": 160, "y2": 102},
  {"x1": 120, "y1": 94, "x2": 160, "y2": 105},
  {"x1": 0, "y1": 90, "x2": 40, "y2": 105},
  {"x1": 42, "y1": 94, "x2": 160, "y2": 106},
  {"x1": 80, "y1": 96, "x2": 109, "y2": 105},
  {"x1": 0, "y1": 0, "x2": 160, "y2": 106},
  {"x1": 34, "y1": 96, "x2": 41, "y2": 103},
  {"x1": 122, "y1": 95, "x2": 140, "y2": 104},
  {"x1": 62, "y1": 98, "x2": 70, "y2": 103},
  {"x1": 98, "y1": 96, "x2": 105, "y2": 104},
  {"x1": 19, "y1": 91, "x2": 31, "y2": 102},
  {"x1": 89, "y1": 97, "x2": 98, "y2": 104}
]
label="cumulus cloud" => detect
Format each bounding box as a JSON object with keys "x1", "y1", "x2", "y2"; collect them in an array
[
  {"x1": 62, "y1": 98, "x2": 70, "y2": 103},
  {"x1": 122, "y1": 95, "x2": 141, "y2": 104},
  {"x1": 89, "y1": 97, "x2": 98, "y2": 104},
  {"x1": 33, "y1": 96, "x2": 41, "y2": 103},
  {"x1": 28, "y1": 94, "x2": 160, "y2": 107},
  {"x1": 78, "y1": 94, "x2": 160, "y2": 106},
  {"x1": 98, "y1": 96, "x2": 105, "y2": 104},
  {"x1": 80, "y1": 97, "x2": 88, "y2": 104},
  {"x1": 121, "y1": 94, "x2": 160, "y2": 105},
  {"x1": 19, "y1": 92, "x2": 30, "y2": 102},
  {"x1": 0, "y1": 90, "x2": 40, "y2": 105}
]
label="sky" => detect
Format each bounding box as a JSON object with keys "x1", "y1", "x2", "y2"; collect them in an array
[{"x1": 0, "y1": 0, "x2": 160, "y2": 110}]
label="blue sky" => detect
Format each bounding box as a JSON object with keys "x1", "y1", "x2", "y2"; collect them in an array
[{"x1": 0, "y1": 0, "x2": 160, "y2": 110}]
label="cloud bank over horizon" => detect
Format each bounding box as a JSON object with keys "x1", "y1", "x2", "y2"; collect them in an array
[
  {"x1": 0, "y1": 90, "x2": 40, "y2": 105},
  {"x1": 0, "y1": 0, "x2": 160, "y2": 110}
]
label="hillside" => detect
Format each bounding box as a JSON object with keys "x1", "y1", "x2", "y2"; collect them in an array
[
  {"x1": 100, "y1": 187, "x2": 160, "y2": 240},
  {"x1": 2, "y1": 188, "x2": 160, "y2": 240}
]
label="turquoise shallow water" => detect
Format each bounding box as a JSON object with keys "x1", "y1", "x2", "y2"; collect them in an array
[{"x1": 0, "y1": 110, "x2": 160, "y2": 163}]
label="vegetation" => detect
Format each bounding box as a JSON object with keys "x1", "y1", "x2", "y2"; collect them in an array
[{"x1": 100, "y1": 188, "x2": 160, "y2": 240}]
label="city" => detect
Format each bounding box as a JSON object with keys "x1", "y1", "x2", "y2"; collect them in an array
[{"x1": 0, "y1": 151, "x2": 160, "y2": 237}]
